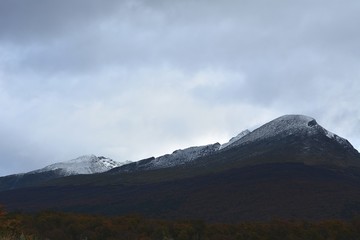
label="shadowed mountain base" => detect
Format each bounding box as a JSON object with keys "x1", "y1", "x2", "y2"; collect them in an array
[{"x1": 1, "y1": 163, "x2": 360, "y2": 222}]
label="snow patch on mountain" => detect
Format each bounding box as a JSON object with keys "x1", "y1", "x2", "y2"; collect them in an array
[
  {"x1": 324, "y1": 129, "x2": 349, "y2": 146},
  {"x1": 220, "y1": 130, "x2": 251, "y2": 150},
  {"x1": 32, "y1": 155, "x2": 129, "y2": 176},
  {"x1": 326, "y1": 130, "x2": 335, "y2": 139},
  {"x1": 247, "y1": 115, "x2": 315, "y2": 140},
  {"x1": 123, "y1": 143, "x2": 221, "y2": 171},
  {"x1": 151, "y1": 143, "x2": 221, "y2": 169}
]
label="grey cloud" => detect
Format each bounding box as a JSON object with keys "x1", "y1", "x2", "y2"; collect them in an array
[
  {"x1": 0, "y1": 0, "x2": 127, "y2": 43},
  {"x1": 4, "y1": 0, "x2": 360, "y2": 76}
]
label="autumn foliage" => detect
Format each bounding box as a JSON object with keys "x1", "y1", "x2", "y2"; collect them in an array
[
  {"x1": 0, "y1": 205, "x2": 5, "y2": 217},
  {"x1": 1, "y1": 211, "x2": 360, "y2": 239}
]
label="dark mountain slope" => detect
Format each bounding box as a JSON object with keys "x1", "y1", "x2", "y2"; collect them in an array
[
  {"x1": 1, "y1": 163, "x2": 360, "y2": 222},
  {"x1": 0, "y1": 169, "x2": 66, "y2": 192}
]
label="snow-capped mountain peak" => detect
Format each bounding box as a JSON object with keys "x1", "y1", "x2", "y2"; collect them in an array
[
  {"x1": 33, "y1": 155, "x2": 129, "y2": 176},
  {"x1": 225, "y1": 114, "x2": 351, "y2": 149},
  {"x1": 245, "y1": 115, "x2": 317, "y2": 140}
]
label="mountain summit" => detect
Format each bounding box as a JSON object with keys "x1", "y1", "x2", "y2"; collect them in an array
[
  {"x1": 228, "y1": 115, "x2": 350, "y2": 148},
  {"x1": 225, "y1": 114, "x2": 360, "y2": 167}
]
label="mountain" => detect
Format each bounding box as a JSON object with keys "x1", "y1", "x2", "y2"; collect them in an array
[
  {"x1": 1, "y1": 114, "x2": 360, "y2": 222},
  {"x1": 221, "y1": 115, "x2": 356, "y2": 157},
  {"x1": 111, "y1": 115, "x2": 360, "y2": 176},
  {"x1": 196, "y1": 114, "x2": 360, "y2": 168},
  {"x1": 0, "y1": 155, "x2": 129, "y2": 191}
]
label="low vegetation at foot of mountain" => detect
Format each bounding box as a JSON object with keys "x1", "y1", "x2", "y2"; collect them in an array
[{"x1": 1, "y1": 207, "x2": 360, "y2": 240}]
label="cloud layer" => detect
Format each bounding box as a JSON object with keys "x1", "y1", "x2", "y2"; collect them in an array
[{"x1": 0, "y1": 0, "x2": 359, "y2": 175}]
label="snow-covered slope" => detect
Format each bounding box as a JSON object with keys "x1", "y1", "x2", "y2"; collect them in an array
[
  {"x1": 220, "y1": 130, "x2": 251, "y2": 150},
  {"x1": 113, "y1": 143, "x2": 221, "y2": 172},
  {"x1": 149, "y1": 143, "x2": 221, "y2": 169},
  {"x1": 148, "y1": 129, "x2": 253, "y2": 169},
  {"x1": 32, "y1": 155, "x2": 130, "y2": 176},
  {"x1": 228, "y1": 115, "x2": 351, "y2": 149}
]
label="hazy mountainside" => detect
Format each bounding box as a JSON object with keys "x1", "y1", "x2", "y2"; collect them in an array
[
  {"x1": 1, "y1": 114, "x2": 360, "y2": 221},
  {"x1": 0, "y1": 155, "x2": 129, "y2": 191}
]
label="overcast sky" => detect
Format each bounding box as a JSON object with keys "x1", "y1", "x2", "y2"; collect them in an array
[{"x1": 0, "y1": 0, "x2": 360, "y2": 176}]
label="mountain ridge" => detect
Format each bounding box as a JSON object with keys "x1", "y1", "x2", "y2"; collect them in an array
[
  {"x1": 3, "y1": 114, "x2": 358, "y2": 179},
  {"x1": 1, "y1": 114, "x2": 360, "y2": 221},
  {"x1": 1, "y1": 114, "x2": 359, "y2": 189}
]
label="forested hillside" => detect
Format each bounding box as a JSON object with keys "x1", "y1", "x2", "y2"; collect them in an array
[{"x1": 1, "y1": 208, "x2": 360, "y2": 240}]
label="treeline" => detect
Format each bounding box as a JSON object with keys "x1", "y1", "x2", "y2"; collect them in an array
[{"x1": 1, "y1": 208, "x2": 360, "y2": 240}]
